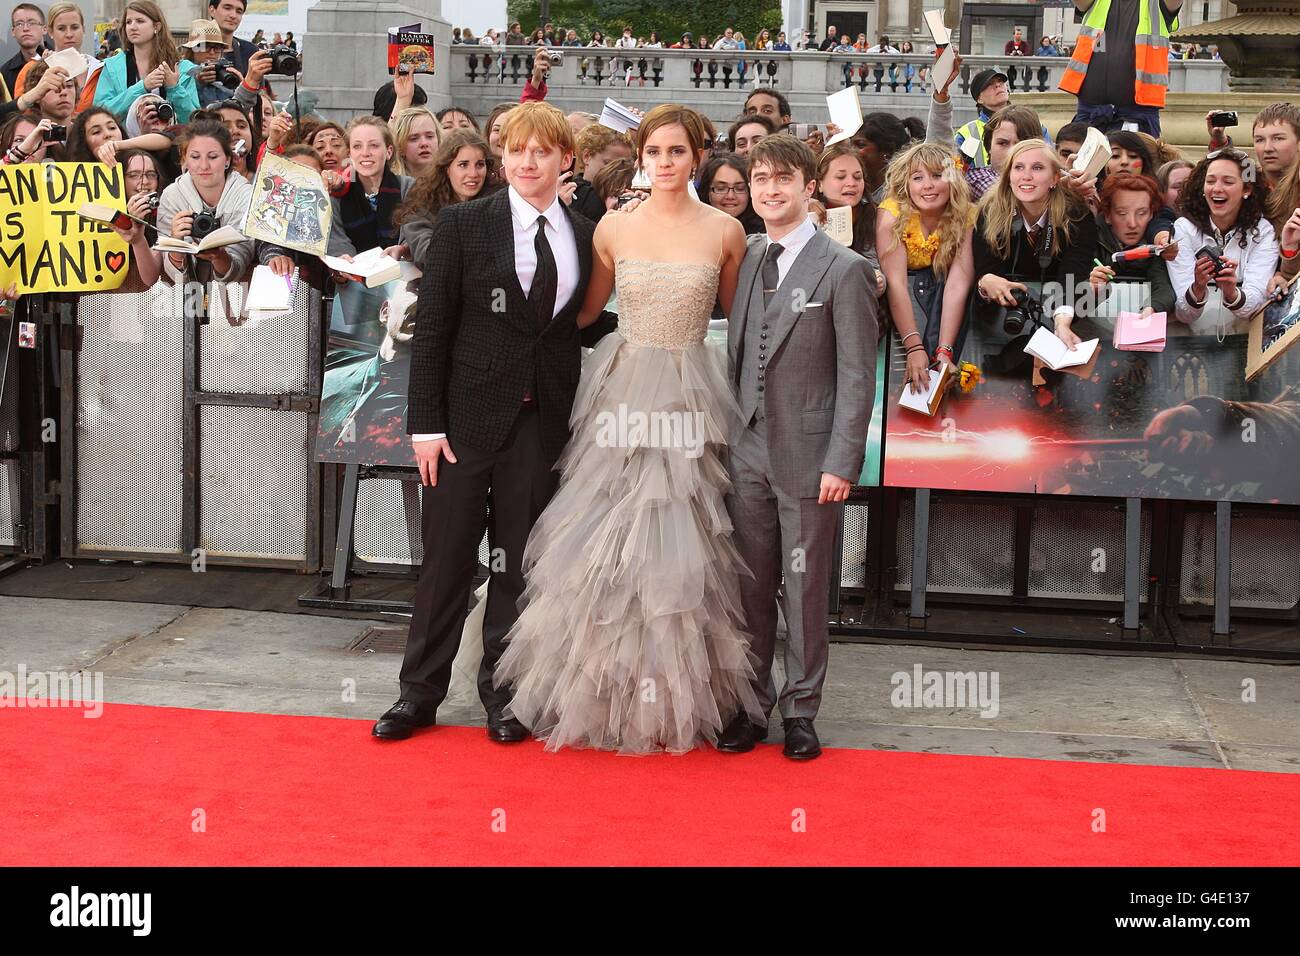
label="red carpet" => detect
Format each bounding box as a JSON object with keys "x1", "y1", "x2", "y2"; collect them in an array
[{"x1": 2, "y1": 701, "x2": 1298, "y2": 866}]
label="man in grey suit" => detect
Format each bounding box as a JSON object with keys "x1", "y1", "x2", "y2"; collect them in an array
[{"x1": 718, "y1": 134, "x2": 878, "y2": 760}]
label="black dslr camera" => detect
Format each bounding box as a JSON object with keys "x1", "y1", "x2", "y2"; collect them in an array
[
  {"x1": 267, "y1": 45, "x2": 301, "y2": 76},
  {"x1": 213, "y1": 56, "x2": 241, "y2": 89},
  {"x1": 998, "y1": 285, "x2": 1046, "y2": 337},
  {"x1": 190, "y1": 211, "x2": 221, "y2": 243}
]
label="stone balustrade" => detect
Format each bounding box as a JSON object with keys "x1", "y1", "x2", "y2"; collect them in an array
[{"x1": 446, "y1": 46, "x2": 1232, "y2": 128}]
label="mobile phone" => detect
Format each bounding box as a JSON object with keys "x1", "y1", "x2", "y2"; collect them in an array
[
  {"x1": 790, "y1": 123, "x2": 823, "y2": 140},
  {"x1": 1209, "y1": 110, "x2": 1238, "y2": 128}
]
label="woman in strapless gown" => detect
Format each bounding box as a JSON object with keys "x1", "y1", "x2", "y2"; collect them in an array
[{"x1": 491, "y1": 106, "x2": 765, "y2": 754}]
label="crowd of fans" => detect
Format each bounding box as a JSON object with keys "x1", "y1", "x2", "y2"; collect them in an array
[{"x1": 1, "y1": 3, "x2": 1296, "y2": 406}]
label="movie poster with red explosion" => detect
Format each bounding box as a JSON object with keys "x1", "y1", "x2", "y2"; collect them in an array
[
  {"x1": 315, "y1": 275, "x2": 420, "y2": 467},
  {"x1": 881, "y1": 302, "x2": 1300, "y2": 505}
]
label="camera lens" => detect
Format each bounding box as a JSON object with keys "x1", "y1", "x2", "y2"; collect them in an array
[{"x1": 155, "y1": 102, "x2": 174, "y2": 123}]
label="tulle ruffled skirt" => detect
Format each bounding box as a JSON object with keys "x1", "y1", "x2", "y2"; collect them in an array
[{"x1": 493, "y1": 332, "x2": 764, "y2": 754}]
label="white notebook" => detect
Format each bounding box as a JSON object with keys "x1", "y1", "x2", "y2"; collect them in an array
[
  {"x1": 244, "y1": 264, "x2": 296, "y2": 315},
  {"x1": 1024, "y1": 326, "x2": 1099, "y2": 370}
]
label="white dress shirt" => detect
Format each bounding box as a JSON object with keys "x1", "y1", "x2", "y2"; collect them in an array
[
  {"x1": 414, "y1": 185, "x2": 580, "y2": 442},
  {"x1": 765, "y1": 214, "x2": 819, "y2": 286}
]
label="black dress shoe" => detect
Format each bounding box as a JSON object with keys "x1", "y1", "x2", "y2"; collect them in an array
[
  {"x1": 486, "y1": 709, "x2": 529, "y2": 743},
  {"x1": 781, "y1": 718, "x2": 821, "y2": 760},
  {"x1": 716, "y1": 714, "x2": 768, "y2": 753},
  {"x1": 372, "y1": 699, "x2": 437, "y2": 740}
]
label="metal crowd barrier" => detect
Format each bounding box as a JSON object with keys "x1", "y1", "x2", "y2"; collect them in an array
[{"x1": 1, "y1": 280, "x2": 1296, "y2": 657}]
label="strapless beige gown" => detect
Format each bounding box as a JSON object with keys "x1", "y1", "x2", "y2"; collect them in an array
[{"x1": 492, "y1": 257, "x2": 765, "y2": 754}]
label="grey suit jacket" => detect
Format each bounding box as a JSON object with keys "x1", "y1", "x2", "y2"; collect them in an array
[{"x1": 728, "y1": 228, "x2": 878, "y2": 498}]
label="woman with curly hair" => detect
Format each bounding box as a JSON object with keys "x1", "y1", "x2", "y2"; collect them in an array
[
  {"x1": 1169, "y1": 148, "x2": 1278, "y2": 336},
  {"x1": 389, "y1": 128, "x2": 492, "y2": 264},
  {"x1": 875, "y1": 141, "x2": 975, "y2": 392}
]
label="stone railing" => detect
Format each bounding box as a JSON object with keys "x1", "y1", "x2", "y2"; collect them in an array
[{"x1": 447, "y1": 46, "x2": 1231, "y2": 126}]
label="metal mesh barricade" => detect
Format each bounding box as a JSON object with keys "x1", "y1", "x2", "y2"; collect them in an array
[
  {"x1": 200, "y1": 282, "x2": 313, "y2": 395},
  {"x1": 0, "y1": 462, "x2": 15, "y2": 549},
  {"x1": 350, "y1": 475, "x2": 491, "y2": 571},
  {"x1": 75, "y1": 286, "x2": 185, "y2": 555},
  {"x1": 355, "y1": 477, "x2": 422, "y2": 566},
  {"x1": 841, "y1": 503, "x2": 869, "y2": 588},
  {"x1": 199, "y1": 406, "x2": 311, "y2": 561},
  {"x1": 1028, "y1": 502, "x2": 1150, "y2": 602},
  {"x1": 1180, "y1": 510, "x2": 1300, "y2": 610},
  {"x1": 896, "y1": 496, "x2": 1017, "y2": 596}
]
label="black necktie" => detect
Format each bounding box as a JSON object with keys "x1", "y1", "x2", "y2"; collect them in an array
[
  {"x1": 529, "y1": 213, "x2": 558, "y2": 330},
  {"x1": 762, "y1": 242, "x2": 784, "y2": 308}
]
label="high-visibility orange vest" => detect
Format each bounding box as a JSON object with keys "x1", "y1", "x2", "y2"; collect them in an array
[{"x1": 1059, "y1": 0, "x2": 1177, "y2": 108}]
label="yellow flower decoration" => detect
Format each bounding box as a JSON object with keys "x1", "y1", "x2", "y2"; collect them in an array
[
  {"x1": 899, "y1": 217, "x2": 943, "y2": 270},
  {"x1": 958, "y1": 362, "x2": 982, "y2": 393}
]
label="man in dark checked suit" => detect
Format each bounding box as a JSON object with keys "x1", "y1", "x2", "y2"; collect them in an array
[{"x1": 373, "y1": 102, "x2": 609, "y2": 742}]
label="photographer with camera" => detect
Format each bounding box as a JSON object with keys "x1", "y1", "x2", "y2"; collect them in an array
[
  {"x1": 183, "y1": 19, "x2": 239, "y2": 108},
  {"x1": 155, "y1": 119, "x2": 254, "y2": 285},
  {"x1": 973, "y1": 139, "x2": 1098, "y2": 367},
  {"x1": 1, "y1": 114, "x2": 63, "y2": 165},
  {"x1": 94, "y1": 1, "x2": 200, "y2": 125},
  {"x1": 208, "y1": 0, "x2": 259, "y2": 76},
  {"x1": 1168, "y1": 148, "x2": 1278, "y2": 336},
  {"x1": 521, "y1": 47, "x2": 558, "y2": 104}
]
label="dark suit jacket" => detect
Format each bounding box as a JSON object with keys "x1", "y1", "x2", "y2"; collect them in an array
[
  {"x1": 407, "y1": 188, "x2": 604, "y2": 464},
  {"x1": 228, "y1": 36, "x2": 260, "y2": 77},
  {"x1": 2, "y1": 51, "x2": 31, "y2": 103}
]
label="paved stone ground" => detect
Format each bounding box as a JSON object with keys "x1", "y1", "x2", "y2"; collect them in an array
[{"x1": 3, "y1": 595, "x2": 1297, "y2": 773}]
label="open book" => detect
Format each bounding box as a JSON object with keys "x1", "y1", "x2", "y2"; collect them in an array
[
  {"x1": 319, "y1": 247, "x2": 403, "y2": 287},
  {"x1": 1024, "y1": 326, "x2": 1099, "y2": 370},
  {"x1": 78, "y1": 202, "x2": 147, "y2": 232},
  {"x1": 154, "y1": 225, "x2": 246, "y2": 255},
  {"x1": 898, "y1": 363, "x2": 951, "y2": 417},
  {"x1": 599, "y1": 98, "x2": 641, "y2": 134},
  {"x1": 1071, "y1": 127, "x2": 1111, "y2": 180}
]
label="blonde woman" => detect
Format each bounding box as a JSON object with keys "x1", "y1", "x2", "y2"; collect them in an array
[
  {"x1": 972, "y1": 139, "x2": 1097, "y2": 366},
  {"x1": 391, "y1": 106, "x2": 440, "y2": 177},
  {"x1": 876, "y1": 141, "x2": 976, "y2": 393}
]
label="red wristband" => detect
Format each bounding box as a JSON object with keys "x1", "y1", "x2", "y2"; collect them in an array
[
  {"x1": 241, "y1": 80, "x2": 259, "y2": 93},
  {"x1": 1281, "y1": 246, "x2": 1298, "y2": 259}
]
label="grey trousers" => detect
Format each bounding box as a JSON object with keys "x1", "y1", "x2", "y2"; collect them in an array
[{"x1": 726, "y1": 416, "x2": 840, "y2": 721}]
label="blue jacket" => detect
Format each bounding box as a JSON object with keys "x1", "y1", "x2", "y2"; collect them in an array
[{"x1": 93, "y1": 52, "x2": 199, "y2": 125}]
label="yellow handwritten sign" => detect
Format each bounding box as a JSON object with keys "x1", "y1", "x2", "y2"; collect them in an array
[{"x1": 0, "y1": 162, "x2": 131, "y2": 293}]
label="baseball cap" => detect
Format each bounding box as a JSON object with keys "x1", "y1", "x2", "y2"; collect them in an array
[{"x1": 970, "y1": 68, "x2": 1009, "y2": 103}]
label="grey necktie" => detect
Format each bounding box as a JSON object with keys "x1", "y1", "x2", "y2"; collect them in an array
[{"x1": 762, "y1": 241, "x2": 783, "y2": 308}]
